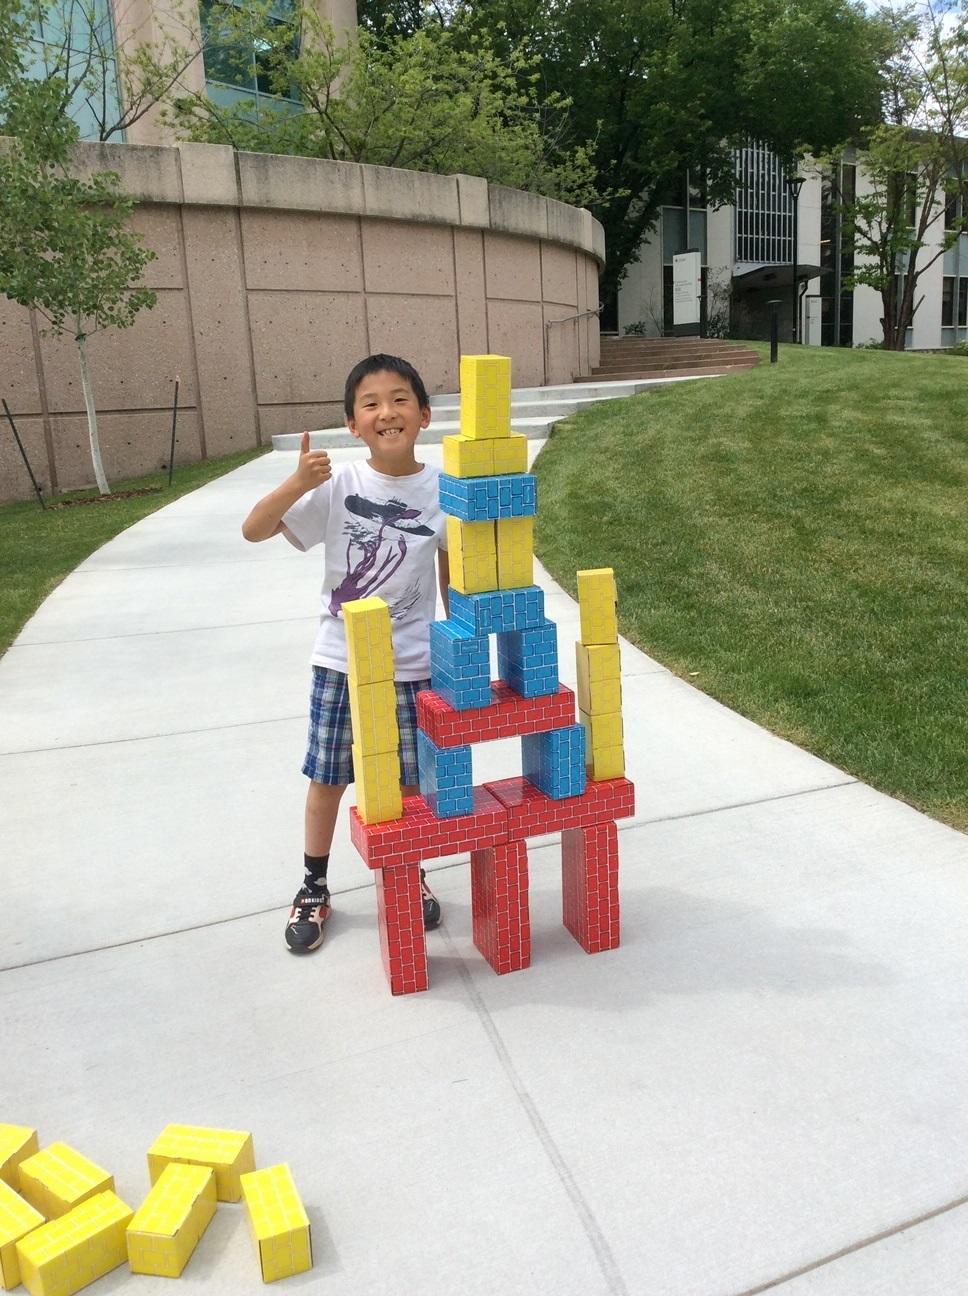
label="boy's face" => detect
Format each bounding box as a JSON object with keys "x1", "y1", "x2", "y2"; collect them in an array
[{"x1": 347, "y1": 369, "x2": 430, "y2": 472}]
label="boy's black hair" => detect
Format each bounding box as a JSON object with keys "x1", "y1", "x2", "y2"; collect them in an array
[{"x1": 344, "y1": 354, "x2": 429, "y2": 419}]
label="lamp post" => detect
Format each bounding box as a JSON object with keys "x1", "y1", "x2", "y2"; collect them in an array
[{"x1": 784, "y1": 174, "x2": 806, "y2": 343}]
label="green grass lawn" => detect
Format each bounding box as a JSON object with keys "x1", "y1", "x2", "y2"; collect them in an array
[
  {"x1": 0, "y1": 446, "x2": 268, "y2": 656},
  {"x1": 534, "y1": 343, "x2": 968, "y2": 831}
]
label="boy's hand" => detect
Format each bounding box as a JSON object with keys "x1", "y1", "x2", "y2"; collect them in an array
[{"x1": 294, "y1": 432, "x2": 332, "y2": 492}]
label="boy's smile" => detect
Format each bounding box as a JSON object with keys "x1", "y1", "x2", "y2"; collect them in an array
[{"x1": 347, "y1": 369, "x2": 430, "y2": 474}]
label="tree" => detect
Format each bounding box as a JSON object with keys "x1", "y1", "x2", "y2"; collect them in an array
[
  {"x1": 0, "y1": 4, "x2": 158, "y2": 493},
  {"x1": 832, "y1": 1, "x2": 968, "y2": 349},
  {"x1": 166, "y1": 7, "x2": 599, "y2": 205}
]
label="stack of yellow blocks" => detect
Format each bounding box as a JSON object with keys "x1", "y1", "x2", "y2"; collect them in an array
[
  {"x1": 240, "y1": 1164, "x2": 312, "y2": 1283},
  {"x1": 575, "y1": 568, "x2": 625, "y2": 780},
  {"x1": 343, "y1": 596, "x2": 403, "y2": 824},
  {"x1": 443, "y1": 355, "x2": 533, "y2": 594}
]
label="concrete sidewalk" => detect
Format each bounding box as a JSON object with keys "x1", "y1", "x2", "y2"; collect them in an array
[{"x1": 2, "y1": 445, "x2": 966, "y2": 1296}]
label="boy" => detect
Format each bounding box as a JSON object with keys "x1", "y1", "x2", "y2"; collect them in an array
[{"x1": 242, "y1": 355, "x2": 449, "y2": 953}]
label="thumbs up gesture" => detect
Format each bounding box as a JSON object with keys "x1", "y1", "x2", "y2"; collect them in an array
[{"x1": 294, "y1": 432, "x2": 332, "y2": 492}]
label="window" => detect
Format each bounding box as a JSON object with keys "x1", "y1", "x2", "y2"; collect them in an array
[
  {"x1": 25, "y1": 0, "x2": 122, "y2": 140},
  {"x1": 942, "y1": 276, "x2": 954, "y2": 327},
  {"x1": 960, "y1": 279, "x2": 968, "y2": 328},
  {"x1": 202, "y1": 0, "x2": 300, "y2": 105}
]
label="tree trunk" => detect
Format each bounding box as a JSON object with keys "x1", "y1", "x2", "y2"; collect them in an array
[{"x1": 75, "y1": 331, "x2": 110, "y2": 495}]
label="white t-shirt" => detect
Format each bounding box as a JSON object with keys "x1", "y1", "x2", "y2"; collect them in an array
[{"x1": 282, "y1": 460, "x2": 446, "y2": 680}]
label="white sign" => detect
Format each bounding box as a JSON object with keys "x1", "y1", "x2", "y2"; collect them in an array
[{"x1": 672, "y1": 251, "x2": 702, "y2": 328}]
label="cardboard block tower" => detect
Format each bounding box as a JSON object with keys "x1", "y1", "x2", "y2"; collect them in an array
[{"x1": 349, "y1": 355, "x2": 635, "y2": 995}]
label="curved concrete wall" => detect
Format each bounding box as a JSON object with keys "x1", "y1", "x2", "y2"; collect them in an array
[{"x1": 0, "y1": 141, "x2": 604, "y2": 500}]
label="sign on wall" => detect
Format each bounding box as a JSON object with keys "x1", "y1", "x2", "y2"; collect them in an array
[{"x1": 672, "y1": 251, "x2": 702, "y2": 329}]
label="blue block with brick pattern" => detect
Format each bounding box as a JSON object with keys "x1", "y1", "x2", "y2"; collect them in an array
[
  {"x1": 496, "y1": 619, "x2": 559, "y2": 698},
  {"x1": 418, "y1": 731, "x2": 474, "y2": 816},
  {"x1": 439, "y1": 473, "x2": 537, "y2": 522},
  {"x1": 448, "y1": 586, "x2": 545, "y2": 638},
  {"x1": 429, "y1": 620, "x2": 491, "y2": 711},
  {"x1": 522, "y1": 724, "x2": 587, "y2": 800}
]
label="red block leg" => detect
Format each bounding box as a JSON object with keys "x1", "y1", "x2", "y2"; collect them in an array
[
  {"x1": 471, "y1": 839, "x2": 531, "y2": 975},
  {"x1": 561, "y1": 820, "x2": 620, "y2": 954},
  {"x1": 376, "y1": 865, "x2": 429, "y2": 995}
]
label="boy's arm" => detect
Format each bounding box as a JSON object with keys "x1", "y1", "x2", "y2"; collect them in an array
[
  {"x1": 241, "y1": 433, "x2": 331, "y2": 542},
  {"x1": 437, "y1": 548, "x2": 450, "y2": 615}
]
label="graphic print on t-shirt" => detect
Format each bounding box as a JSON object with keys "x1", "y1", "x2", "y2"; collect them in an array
[{"x1": 328, "y1": 493, "x2": 436, "y2": 619}]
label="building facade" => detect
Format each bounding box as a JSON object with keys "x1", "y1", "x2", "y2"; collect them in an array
[{"x1": 618, "y1": 142, "x2": 968, "y2": 351}]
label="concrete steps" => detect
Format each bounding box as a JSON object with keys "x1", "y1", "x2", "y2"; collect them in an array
[
  {"x1": 270, "y1": 373, "x2": 718, "y2": 451},
  {"x1": 585, "y1": 336, "x2": 760, "y2": 382}
]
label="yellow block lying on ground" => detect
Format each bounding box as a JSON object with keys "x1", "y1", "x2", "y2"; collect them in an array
[
  {"x1": 127, "y1": 1163, "x2": 216, "y2": 1278},
  {"x1": 17, "y1": 1146, "x2": 112, "y2": 1221},
  {"x1": 15, "y1": 1191, "x2": 132, "y2": 1296},
  {"x1": 147, "y1": 1126, "x2": 254, "y2": 1204},
  {"x1": 0, "y1": 1179, "x2": 45, "y2": 1290},
  {"x1": 0, "y1": 1127, "x2": 38, "y2": 1190},
  {"x1": 240, "y1": 1164, "x2": 312, "y2": 1284}
]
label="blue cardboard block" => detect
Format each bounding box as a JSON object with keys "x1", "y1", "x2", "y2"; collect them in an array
[
  {"x1": 522, "y1": 724, "x2": 586, "y2": 800},
  {"x1": 497, "y1": 619, "x2": 559, "y2": 698},
  {"x1": 439, "y1": 473, "x2": 538, "y2": 522},
  {"x1": 418, "y1": 731, "x2": 474, "y2": 816},
  {"x1": 448, "y1": 586, "x2": 545, "y2": 637}
]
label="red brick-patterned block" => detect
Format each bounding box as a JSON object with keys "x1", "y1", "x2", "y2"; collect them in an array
[
  {"x1": 417, "y1": 681, "x2": 577, "y2": 748},
  {"x1": 483, "y1": 775, "x2": 635, "y2": 838},
  {"x1": 376, "y1": 864, "x2": 429, "y2": 995},
  {"x1": 350, "y1": 787, "x2": 508, "y2": 870},
  {"x1": 470, "y1": 839, "x2": 531, "y2": 975},
  {"x1": 561, "y1": 821, "x2": 620, "y2": 954}
]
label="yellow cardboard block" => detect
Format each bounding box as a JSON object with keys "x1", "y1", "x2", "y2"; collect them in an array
[
  {"x1": 490, "y1": 431, "x2": 529, "y2": 475},
  {"x1": 16, "y1": 1190, "x2": 132, "y2": 1296},
  {"x1": 459, "y1": 355, "x2": 512, "y2": 441},
  {"x1": 348, "y1": 678, "x2": 399, "y2": 755},
  {"x1": 442, "y1": 434, "x2": 493, "y2": 478},
  {"x1": 496, "y1": 516, "x2": 534, "y2": 589},
  {"x1": 579, "y1": 707, "x2": 625, "y2": 781},
  {"x1": 0, "y1": 1179, "x2": 45, "y2": 1290},
  {"x1": 240, "y1": 1164, "x2": 312, "y2": 1284},
  {"x1": 575, "y1": 642, "x2": 622, "y2": 715},
  {"x1": 576, "y1": 568, "x2": 618, "y2": 645},
  {"x1": 352, "y1": 746, "x2": 403, "y2": 824},
  {"x1": 17, "y1": 1146, "x2": 113, "y2": 1221},
  {"x1": 147, "y1": 1126, "x2": 254, "y2": 1204},
  {"x1": 343, "y1": 597, "x2": 395, "y2": 686},
  {"x1": 0, "y1": 1127, "x2": 38, "y2": 1190},
  {"x1": 447, "y1": 517, "x2": 498, "y2": 595},
  {"x1": 127, "y1": 1163, "x2": 216, "y2": 1278}
]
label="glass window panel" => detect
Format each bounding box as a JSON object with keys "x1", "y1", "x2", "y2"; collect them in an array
[
  {"x1": 942, "y1": 277, "x2": 954, "y2": 326},
  {"x1": 662, "y1": 208, "x2": 686, "y2": 263},
  {"x1": 960, "y1": 278, "x2": 968, "y2": 327}
]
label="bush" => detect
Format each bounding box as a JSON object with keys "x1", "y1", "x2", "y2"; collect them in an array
[{"x1": 948, "y1": 340, "x2": 968, "y2": 357}]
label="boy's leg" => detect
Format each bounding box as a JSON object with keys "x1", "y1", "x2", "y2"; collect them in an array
[
  {"x1": 398, "y1": 684, "x2": 441, "y2": 931},
  {"x1": 287, "y1": 667, "x2": 354, "y2": 954}
]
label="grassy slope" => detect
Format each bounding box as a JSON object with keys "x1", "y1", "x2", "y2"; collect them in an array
[
  {"x1": 0, "y1": 447, "x2": 269, "y2": 656},
  {"x1": 534, "y1": 344, "x2": 967, "y2": 830}
]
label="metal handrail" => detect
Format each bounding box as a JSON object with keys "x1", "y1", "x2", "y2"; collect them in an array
[{"x1": 545, "y1": 306, "x2": 603, "y2": 330}]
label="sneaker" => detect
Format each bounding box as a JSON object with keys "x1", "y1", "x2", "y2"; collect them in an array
[
  {"x1": 420, "y1": 870, "x2": 441, "y2": 930},
  {"x1": 285, "y1": 886, "x2": 331, "y2": 953}
]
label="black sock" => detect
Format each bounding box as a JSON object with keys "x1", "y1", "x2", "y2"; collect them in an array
[{"x1": 304, "y1": 853, "x2": 329, "y2": 893}]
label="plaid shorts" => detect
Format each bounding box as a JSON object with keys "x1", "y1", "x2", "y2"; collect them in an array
[{"x1": 302, "y1": 666, "x2": 428, "y2": 786}]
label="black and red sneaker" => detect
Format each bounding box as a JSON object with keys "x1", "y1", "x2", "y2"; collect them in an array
[
  {"x1": 284, "y1": 887, "x2": 331, "y2": 953},
  {"x1": 420, "y1": 870, "x2": 441, "y2": 930}
]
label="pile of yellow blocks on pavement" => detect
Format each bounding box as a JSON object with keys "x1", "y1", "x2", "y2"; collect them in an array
[{"x1": 0, "y1": 1122, "x2": 311, "y2": 1293}]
